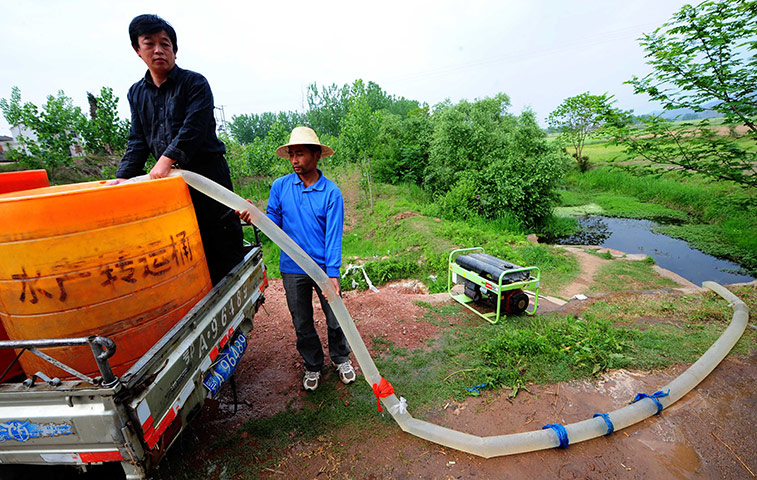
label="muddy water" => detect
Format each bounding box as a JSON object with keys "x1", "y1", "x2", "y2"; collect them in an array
[{"x1": 558, "y1": 216, "x2": 754, "y2": 286}]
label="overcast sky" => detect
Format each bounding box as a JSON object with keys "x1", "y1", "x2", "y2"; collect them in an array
[{"x1": 1, "y1": 0, "x2": 694, "y2": 136}]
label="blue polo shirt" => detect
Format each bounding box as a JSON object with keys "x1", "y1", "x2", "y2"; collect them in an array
[{"x1": 266, "y1": 171, "x2": 344, "y2": 277}]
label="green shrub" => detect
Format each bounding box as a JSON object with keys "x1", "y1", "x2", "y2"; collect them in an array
[
  {"x1": 373, "y1": 111, "x2": 432, "y2": 185},
  {"x1": 223, "y1": 122, "x2": 291, "y2": 186},
  {"x1": 480, "y1": 316, "x2": 632, "y2": 389},
  {"x1": 425, "y1": 96, "x2": 569, "y2": 227}
]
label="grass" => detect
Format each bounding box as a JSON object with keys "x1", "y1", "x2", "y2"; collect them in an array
[
  {"x1": 480, "y1": 315, "x2": 633, "y2": 386},
  {"x1": 584, "y1": 248, "x2": 614, "y2": 260},
  {"x1": 581, "y1": 141, "x2": 631, "y2": 163},
  {"x1": 389, "y1": 284, "x2": 756, "y2": 400},
  {"x1": 0, "y1": 163, "x2": 25, "y2": 173},
  {"x1": 590, "y1": 259, "x2": 678, "y2": 293},
  {"x1": 0, "y1": 155, "x2": 120, "y2": 184},
  {"x1": 557, "y1": 189, "x2": 690, "y2": 222}
]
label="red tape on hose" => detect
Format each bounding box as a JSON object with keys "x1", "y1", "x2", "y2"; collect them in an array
[{"x1": 372, "y1": 377, "x2": 394, "y2": 412}]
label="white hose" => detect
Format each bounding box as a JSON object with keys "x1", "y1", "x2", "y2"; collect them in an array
[{"x1": 167, "y1": 171, "x2": 749, "y2": 457}]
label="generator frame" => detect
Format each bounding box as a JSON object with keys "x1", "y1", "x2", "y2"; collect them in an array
[{"x1": 447, "y1": 247, "x2": 540, "y2": 324}]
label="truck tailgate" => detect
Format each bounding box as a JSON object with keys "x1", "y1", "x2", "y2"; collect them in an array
[{"x1": 125, "y1": 247, "x2": 265, "y2": 452}]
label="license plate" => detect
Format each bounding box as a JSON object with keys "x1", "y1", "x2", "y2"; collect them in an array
[{"x1": 202, "y1": 333, "x2": 247, "y2": 397}]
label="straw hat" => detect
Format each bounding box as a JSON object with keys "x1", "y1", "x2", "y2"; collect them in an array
[{"x1": 275, "y1": 126, "x2": 334, "y2": 159}]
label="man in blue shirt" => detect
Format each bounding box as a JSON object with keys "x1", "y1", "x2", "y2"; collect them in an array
[{"x1": 240, "y1": 127, "x2": 354, "y2": 391}]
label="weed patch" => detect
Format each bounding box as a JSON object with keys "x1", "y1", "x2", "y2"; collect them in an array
[
  {"x1": 585, "y1": 249, "x2": 614, "y2": 260},
  {"x1": 590, "y1": 260, "x2": 678, "y2": 293},
  {"x1": 480, "y1": 316, "x2": 633, "y2": 389}
]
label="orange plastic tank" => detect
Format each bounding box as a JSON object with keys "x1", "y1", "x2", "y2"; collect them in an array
[
  {"x1": 0, "y1": 170, "x2": 51, "y2": 381},
  {"x1": 0, "y1": 176, "x2": 212, "y2": 380},
  {"x1": 0, "y1": 169, "x2": 50, "y2": 194}
]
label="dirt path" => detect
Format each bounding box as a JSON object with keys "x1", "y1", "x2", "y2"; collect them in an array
[
  {"x1": 218, "y1": 278, "x2": 452, "y2": 420},
  {"x1": 168, "y1": 248, "x2": 755, "y2": 479},
  {"x1": 558, "y1": 247, "x2": 609, "y2": 299}
]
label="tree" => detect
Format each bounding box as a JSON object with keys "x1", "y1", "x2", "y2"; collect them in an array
[
  {"x1": 615, "y1": 0, "x2": 757, "y2": 188},
  {"x1": 222, "y1": 121, "x2": 291, "y2": 185},
  {"x1": 547, "y1": 92, "x2": 620, "y2": 172},
  {"x1": 425, "y1": 93, "x2": 516, "y2": 193},
  {"x1": 228, "y1": 111, "x2": 305, "y2": 144},
  {"x1": 340, "y1": 80, "x2": 381, "y2": 211},
  {"x1": 79, "y1": 87, "x2": 129, "y2": 155},
  {"x1": 629, "y1": 0, "x2": 757, "y2": 129},
  {"x1": 227, "y1": 113, "x2": 258, "y2": 144},
  {"x1": 373, "y1": 106, "x2": 432, "y2": 185},
  {"x1": 425, "y1": 94, "x2": 569, "y2": 226},
  {"x1": 306, "y1": 82, "x2": 351, "y2": 137},
  {"x1": 612, "y1": 116, "x2": 757, "y2": 188},
  {"x1": 0, "y1": 86, "x2": 23, "y2": 127},
  {"x1": 306, "y1": 80, "x2": 421, "y2": 138},
  {"x1": 364, "y1": 81, "x2": 421, "y2": 116},
  {"x1": 0, "y1": 87, "x2": 86, "y2": 181}
]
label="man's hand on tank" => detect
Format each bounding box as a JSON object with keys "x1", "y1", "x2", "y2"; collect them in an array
[
  {"x1": 106, "y1": 178, "x2": 127, "y2": 186},
  {"x1": 149, "y1": 155, "x2": 175, "y2": 179}
]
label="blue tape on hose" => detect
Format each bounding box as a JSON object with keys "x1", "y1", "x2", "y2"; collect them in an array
[
  {"x1": 593, "y1": 413, "x2": 614, "y2": 435},
  {"x1": 630, "y1": 389, "x2": 670, "y2": 415},
  {"x1": 466, "y1": 384, "x2": 487, "y2": 394},
  {"x1": 542, "y1": 423, "x2": 569, "y2": 449}
]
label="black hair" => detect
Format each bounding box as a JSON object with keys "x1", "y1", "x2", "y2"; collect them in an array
[
  {"x1": 305, "y1": 144, "x2": 322, "y2": 156},
  {"x1": 129, "y1": 14, "x2": 178, "y2": 52}
]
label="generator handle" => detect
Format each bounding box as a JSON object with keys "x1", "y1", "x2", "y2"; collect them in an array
[
  {"x1": 496, "y1": 265, "x2": 541, "y2": 287},
  {"x1": 448, "y1": 246, "x2": 484, "y2": 266},
  {"x1": 448, "y1": 247, "x2": 484, "y2": 294}
]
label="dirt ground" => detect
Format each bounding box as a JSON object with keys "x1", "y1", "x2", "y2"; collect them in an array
[{"x1": 178, "y1": 247, "x2": 756, "y2": 479}]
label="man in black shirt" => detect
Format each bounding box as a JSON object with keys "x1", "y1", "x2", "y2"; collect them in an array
[{"x1": 111, "y1": 14, "x2": 243, "y2": 285}]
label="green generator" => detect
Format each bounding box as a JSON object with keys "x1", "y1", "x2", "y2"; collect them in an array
[{"x1": 447, "y1": 247, "x2": 540, "y2": 324}]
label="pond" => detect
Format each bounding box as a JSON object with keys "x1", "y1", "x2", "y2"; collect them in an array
[{"x1": 557, "y1": 216, "x2": 754, "y2": 286}]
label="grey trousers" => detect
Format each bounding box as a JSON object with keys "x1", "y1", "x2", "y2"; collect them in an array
[{"x1": 281, "y1": 273, "x2": 351, "y2": 372}]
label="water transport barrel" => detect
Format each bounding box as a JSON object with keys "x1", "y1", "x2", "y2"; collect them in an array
[
  {"x1": 0, "y1": 170, "x2": 50, "y2": 381},
  {"x1": 0, "y1": 169, "x2": 50, "y2": 194},
  {"x1": 0, "y1": 176, "x2": 212, "y2": 380}
]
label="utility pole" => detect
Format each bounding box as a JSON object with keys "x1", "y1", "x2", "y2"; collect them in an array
[{"x1": 214, "y1": 105, "x2": 227, "y2": 134}]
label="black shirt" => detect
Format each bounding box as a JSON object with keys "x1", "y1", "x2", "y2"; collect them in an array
[
  {"x1": 116, "y1": 65, "x2": 226, "y2": 178},
  {"x1": 115, "y1": 65, "x2": 243, "y2": 285}
]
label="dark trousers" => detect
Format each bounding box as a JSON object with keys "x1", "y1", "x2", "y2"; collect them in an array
[
  {"x1": 281, "y1": 273, "x2": 350, "y2": 372},
  {"x1": 196, "y1": 209, "x2": 244, "y2": 285},
  {"x1": 187, "y1": 153, "x2": 245, "y2": 286}
]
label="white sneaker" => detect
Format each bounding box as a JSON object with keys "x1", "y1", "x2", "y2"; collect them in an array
[
  {"x1": 303, "y1": 370, "x2": 320, "y2": 391},
  {"x1": 335, "y1": 360, "x2": 356, "y2": 384}
]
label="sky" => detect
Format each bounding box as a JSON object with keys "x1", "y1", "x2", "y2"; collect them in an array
[{"x1": 0, "y1": 0, "x2": 694, "y2": 136}]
